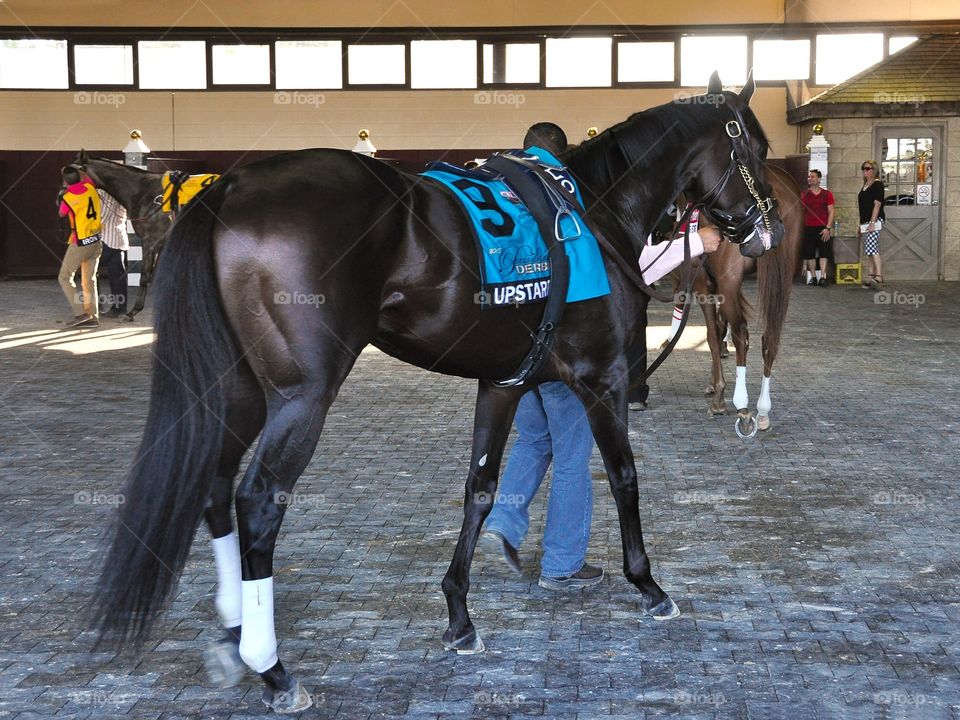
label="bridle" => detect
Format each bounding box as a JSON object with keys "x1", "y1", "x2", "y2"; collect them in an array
[{"x1": 694, "y1": 104, "x2": 778, "y2": 244}]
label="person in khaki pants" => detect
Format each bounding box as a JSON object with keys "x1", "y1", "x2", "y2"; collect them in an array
[{"x1": 58, "y1": 166, "x2": 103, "y2": 328}]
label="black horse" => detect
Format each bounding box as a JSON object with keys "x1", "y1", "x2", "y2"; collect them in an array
[
  {"x1": 93, "y1": 74, "x2": 783, "y2": 713},
  {"x1": 70, "y1": 152, "x2": 172, "y2": 320}
]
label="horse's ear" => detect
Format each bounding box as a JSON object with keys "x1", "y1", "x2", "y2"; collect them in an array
[
  {"x1": 707, "y1": 71, "x2": 723, "y2": 95},
  {"x1": 739, "y1": 70, "x2": 755, "y2": 105},
  {"x1": 78, "y1": 148, "x2": 88, "y2": 163}
]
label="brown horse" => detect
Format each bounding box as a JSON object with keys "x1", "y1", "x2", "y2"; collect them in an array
[{"x1": 661, "y1": 164, "x2": 801, "y2": 436}]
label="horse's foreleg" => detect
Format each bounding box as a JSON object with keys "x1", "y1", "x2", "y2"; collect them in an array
[
  {"x1": 442, "y1": 382, "x2": 520, "y2": 654},
  {"x1": 730, "y1": 317, "x2": 754, "y2": 438},
  {"x1": 756, "y1": 335, "x2": 775, "y2": 431},
  {"x1": 576, "y1": 378, "x2": 678, "y2": 619},
  {"x1": 125, "y1": 243, "x2": 157, "y2": 320}
]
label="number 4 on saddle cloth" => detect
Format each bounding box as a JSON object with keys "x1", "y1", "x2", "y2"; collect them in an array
[
  {"x1": 421, "y1": 147, "x2": 610, "y2": 308},
  {"x1": 161, "y1": 171, "x2": 221, "y2": 214}
]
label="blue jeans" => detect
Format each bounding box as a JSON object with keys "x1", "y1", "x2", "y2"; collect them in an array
[{"x1": 484, "y1": 382, "x2": 595, "y2": 577}]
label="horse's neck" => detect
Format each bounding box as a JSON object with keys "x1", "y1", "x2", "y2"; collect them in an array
[
  {"x1": 91, "y1": 161, "x2": 161, "y2": 214},
  {"x1": 567, "y1": 115, "x2": 701, "y2": 257}
]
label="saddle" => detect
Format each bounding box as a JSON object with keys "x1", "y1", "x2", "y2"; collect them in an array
[
  {"x1": 161, "y1": 171, "x2": 220, "y2": 214},
  {"x1": 424, "y1": 149, "x2": 610, "y2": 386}
]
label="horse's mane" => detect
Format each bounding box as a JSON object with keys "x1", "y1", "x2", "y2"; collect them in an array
[
  {"x1": 87, "y1": 156, "x2": 157, "y2": 174},
  {"x1": 563, "y1": 91, "x2": 770, "y2": 176}
]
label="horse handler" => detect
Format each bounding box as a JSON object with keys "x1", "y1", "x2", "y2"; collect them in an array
[{"x1": 57, "y1": 166, "x2": 103, "y2": 328}]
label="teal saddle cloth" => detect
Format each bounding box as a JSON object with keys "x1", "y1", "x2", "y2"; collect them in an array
[{"x1": 421, "y1": 147, "x2": 610, "y2": 307}]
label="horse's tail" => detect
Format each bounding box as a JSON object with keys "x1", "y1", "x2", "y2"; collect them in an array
[
  {"x1": 90, "y1": 180, "x2": 237, "y2": 647},
  {"x1": 755, "y1": 165, "x2": 802, "y2": 362}
]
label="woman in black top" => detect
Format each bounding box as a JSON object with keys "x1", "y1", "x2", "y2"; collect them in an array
[{"x1": 857, "y1": 159, "x2": 885, "y2": 287}]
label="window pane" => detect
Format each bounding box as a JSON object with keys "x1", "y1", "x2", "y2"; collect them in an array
[
  {"x1": 276, "y1": 40, "x2": 342, "y2": 89},
  {"x1": 680, "y1": 36, "x2": 747, "y2": 86},
  {"x1": 482, "y1": 43, "x2": 539, "y2": 84},
  {"x1": 212, "y1": 44, "x2": 269, "y2": 85},
  {"x1": 617, "y1": 42, "x2": 674, "y2": 82},
  {"x1": 917, "y1": 139, "x2": 933, "y2": 183},
  {"x1": 752, "y1": 39, "x2": 809, "y2": 80},
  {"x1": 0, "y1": 39, "x2": 67, "y2": 89},
  {"x1": 546, "y1": 37, "x2": 611, "y2": 87},
  {"x1": 138, "y1": 40, "x2": 206, "y2": 89},
  {"x1": 889, "y1": 36, "x2": 917, "y2": 54},
  {"x1": 347, "y1": 44, "x2": 405, "y2": 85},
  {"x1": 815, "y1": 33, "x2": 883, "y2": 85},
  {"x1": 75, "y1": 45, "x2": 134, "y2": 85},
  {"x1": 411, "y1": 40, "x2": 476, "y2": 89}
]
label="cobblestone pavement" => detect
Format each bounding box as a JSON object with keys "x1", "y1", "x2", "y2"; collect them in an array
[{"x1": 0, "y1": 278, "x2": 958, "y2": 720}]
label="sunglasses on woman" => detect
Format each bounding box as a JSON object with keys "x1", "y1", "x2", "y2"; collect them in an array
[{"x1": 861, "y1": 165, "x2": 873, "y2": 171}]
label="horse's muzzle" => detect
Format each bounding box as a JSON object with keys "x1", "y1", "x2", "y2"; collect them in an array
[{"x1": 738, "y1": 217, "x2": 783, "y2": 258}]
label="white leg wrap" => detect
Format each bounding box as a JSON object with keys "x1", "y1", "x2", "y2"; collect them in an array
[
  {"x1": 733, "y1": 365, "x2": 749, "y2": 410},
  {"x1": 239, "y1": 577, "x2": 278, "y2": 673},
  {"x1": 757, "y1": 374, "x2": 772, "y2": 417},
  {"x1": 211, "y1": 533, "x2": 242, "y2": 628},
  {"x1": 668, "y1": 306, "x2": 683, "y2": 341}
]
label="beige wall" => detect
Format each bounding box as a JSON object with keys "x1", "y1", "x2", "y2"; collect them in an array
[
  {"x1": 1, "y1": 0, "x2": 788, "y2": 28},
  {"x1": 797, "y1": 117, "x2": 958, "y2": 280},
  {"x1": 785, "y1": 0, "x2": 958, "y2": 22},
  {"x1": 0, "y1": 87, "x2": 796, "y2": 156}
]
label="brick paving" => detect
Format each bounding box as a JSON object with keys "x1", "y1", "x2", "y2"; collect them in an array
[{"x1": 0, "y1": 277, "x2": 958, "y2": 719}]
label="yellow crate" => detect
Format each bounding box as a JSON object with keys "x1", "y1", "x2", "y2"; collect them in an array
[{"x1": 836, "y1": 263, "x2": 861, "y2": 285}]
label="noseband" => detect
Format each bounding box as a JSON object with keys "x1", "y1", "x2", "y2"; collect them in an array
[{"x1": 694, "y1": 106, "x2": 777, "y2": 244}]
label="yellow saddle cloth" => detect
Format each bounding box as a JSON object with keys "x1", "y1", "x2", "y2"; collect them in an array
[{"x1": 161, "y1": 172, "x2": 220, "y2": 213}]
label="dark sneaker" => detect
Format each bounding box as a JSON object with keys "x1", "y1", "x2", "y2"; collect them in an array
[
  {"x1": 480, "y1": 530, "x2": 522, "y2": 574},
  {"x1": 818, "y1": 277, "x2": 827, "y2": 287},
  {"x1": 538, "y1": 563, "x2": 604, "y2": 590},
  {"x1": 806, "y1": 278, "x2": 815, "y2": 286},
  {"x1": 66, "y1": 313, "x2": 94, "y2": 328},
  {"x1": 103, "y1": 308, "x2": 127, "y2": 319}
]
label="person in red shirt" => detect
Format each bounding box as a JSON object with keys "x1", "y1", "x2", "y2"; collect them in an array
[
  {"x1": 57, "y1": 166, "x2": 103, "y2": 327},
  {"x1": 800, "y1": 169, "x2": 835, "y2": 287}
]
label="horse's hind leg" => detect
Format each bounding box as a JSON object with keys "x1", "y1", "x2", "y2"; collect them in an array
[
  {"x1": 202, "y1": 361, "x2": 266, "y2": 689},
  {"x1": 757, "y1": 335, "x2": 775, "y2": 431},
  {"x1": 442, "y1": 382, "x2": 521, "y2": 653},
  {"x1": 573, "y1": 373, "x2": 678, "y2": 619}
]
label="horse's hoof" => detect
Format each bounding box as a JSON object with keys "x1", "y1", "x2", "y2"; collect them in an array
[
  {"x1": 703, "y1": 385, "x2": 714, "y2": 396},
  {"x1": 628, "y1": 401, "x2": 647, "y2": 412},
  {"x1": 720, "y1": 347, "x2": 730, "y2": 358},
  {"x1": 757, "y1": 414, "x2": 770, "y2": 431},
  {"x1": 708, "y1": 404, "x2": 727, "y2": 416},
  {"x1": 442, "y1": 627, "x2": 485, "y2": 654},
  {"x1": 123, "y1": 313, "x2": 136, "y2": 322},
  {"x1": 735, "y1": 413, "x2": 758, "y2": 439},
  {"x1": 262, "y1": 678, "x2": 313, "y2": 714},
  {"x1": 203, "y1": 638, "x2": 245, "y2": 688},
  {"x1": 646, "y1": 596, "x2": 681, "y2": 620}
]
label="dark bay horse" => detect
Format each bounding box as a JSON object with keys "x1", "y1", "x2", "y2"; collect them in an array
[
  {"x1": 92, "y1": 74, "x2": 783, "y2": 714},
  {"x1": 661, "y1": 164, "x2": 802, "y2": 436},
  {"x1": 71, "y1": 153, "x2": 171, "y2": 319}
]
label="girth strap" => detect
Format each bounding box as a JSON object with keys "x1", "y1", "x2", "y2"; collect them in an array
[{"x1": 484, "y1": 155, "x2": 571, "y2": 388}]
